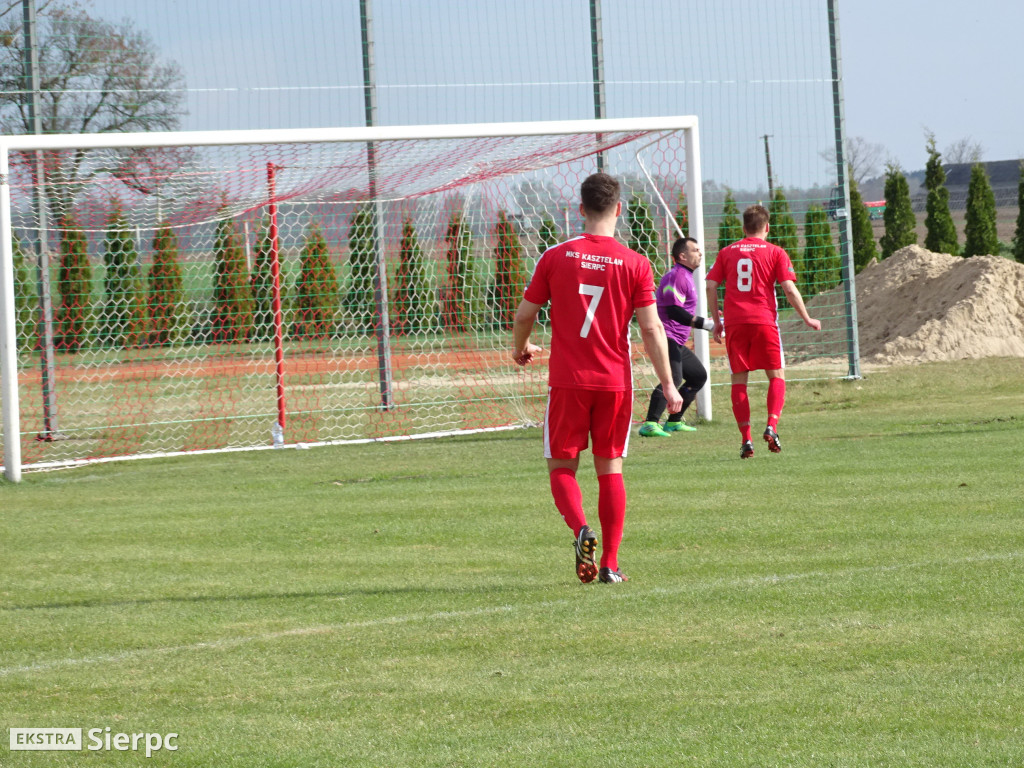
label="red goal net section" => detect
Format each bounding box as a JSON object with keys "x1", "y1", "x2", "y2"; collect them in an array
[{"x1": 1, "y1": 117, "x2": 705, "y2": 481}]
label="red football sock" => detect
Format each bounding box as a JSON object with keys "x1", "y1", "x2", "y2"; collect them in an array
[
  {"x1": 767, "y1": 378, "x2": 786, "y2": 429},
  {"x1": 731, "y1": 384, "x2": 752, "y2": 442},
  {"x1": 597, "y1": 472, "x2": 626, "y2": 571},
  {"x1": 549, "y1": 468, "x2": 586, "y2": 534}
]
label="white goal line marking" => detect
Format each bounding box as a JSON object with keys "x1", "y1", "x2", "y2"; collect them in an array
[{"x1": 1, "y1": 551, "x2": 1019, "y2": 679}]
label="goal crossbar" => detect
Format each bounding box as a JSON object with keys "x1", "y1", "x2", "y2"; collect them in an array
[{"x1": 0, "y1": 116, "x2": 699, "y2": 153}]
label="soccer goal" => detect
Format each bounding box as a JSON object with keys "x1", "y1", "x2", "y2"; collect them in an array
[{"x1": 1, "y1": 116, "x2": 706, "y2": 481}]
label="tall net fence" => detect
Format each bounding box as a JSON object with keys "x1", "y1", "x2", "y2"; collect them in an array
[
  {"x1": 3, "y1": 123, "x2": 710, "y2": 470},
  {"x1": 1, "y1": 0, "x2": 872, "y2": 476},
  {"x1": 0, "y1": 2, "x2": 860, "y2": 241}
]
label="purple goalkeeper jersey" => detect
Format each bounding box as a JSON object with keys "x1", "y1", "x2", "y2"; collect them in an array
[{"x1": 655, "y1": 264, "x2": 697, "y2": 345}]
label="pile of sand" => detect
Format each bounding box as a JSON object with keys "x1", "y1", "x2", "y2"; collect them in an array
[{"x1": 781, "y1": 245, "x2": 1024, "y2": 366}]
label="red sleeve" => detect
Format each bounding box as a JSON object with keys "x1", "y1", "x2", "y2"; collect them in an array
[
  {"x1": 524, "y1": 253, "x2": 551, "y2": 305},
  {"x1": 706, "y1": 250, "x2": 726, "y2": 283},
  {"x1": 633, "y1": 258, "x2": 656, "y2": 308},
  {"x1": 774, "y1": 246, "x2": 797, "y2": 283}
]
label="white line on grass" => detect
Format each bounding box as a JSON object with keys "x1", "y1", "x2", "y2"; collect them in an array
[{"x1": 2, "y1": 551, "x2": 1019, "y2": 678}]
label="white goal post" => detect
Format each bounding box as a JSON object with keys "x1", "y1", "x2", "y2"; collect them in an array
[{"x1": 1, "y1": 116, "x2": 706, "y2": 482}]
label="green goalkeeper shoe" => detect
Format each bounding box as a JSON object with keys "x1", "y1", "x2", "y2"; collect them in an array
[
  {"x1": 663, "y1": 420, "x2": 697, "y2": 433},
  {"x1": 638, "y1": 421, "x2": 671, "y2": 437}
]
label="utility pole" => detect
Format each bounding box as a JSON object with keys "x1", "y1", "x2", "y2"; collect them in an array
[{"x1": 761, "y1": 134, "x2": 775, "y2": 200}]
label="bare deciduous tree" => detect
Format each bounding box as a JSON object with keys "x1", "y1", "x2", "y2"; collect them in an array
[
  {"x1": 820, "y1": 136, "x2": 887, "y2": 184},
  {"x1": 0, "y1": 3, "x2": 187, "y2": 219},
  {"x1": 943, "y1": 137, "x2": 984, "y2": 165}
]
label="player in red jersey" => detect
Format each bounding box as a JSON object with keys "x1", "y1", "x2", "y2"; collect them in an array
[
  {"x1": 705, "y1": 204, "x2": 821, "y2": 459},
  {"x1": 511, "y1": 172, "x2": 681, "y2": 584}
]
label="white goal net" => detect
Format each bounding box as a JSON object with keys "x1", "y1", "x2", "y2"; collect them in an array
[{"x1": 1, "y1": 117, "x2": 705, "y2": 481}]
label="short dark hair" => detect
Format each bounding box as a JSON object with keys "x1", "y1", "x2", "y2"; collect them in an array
[
  {"x1": 743, "y1": 204, "x2": 770, "y2": 234},
  {"x1": 671, "y1": 236, "x2": 698, "y2": 262},
  {"x1": 580, "y1": 173, "x2": 621, "y2": 215}
]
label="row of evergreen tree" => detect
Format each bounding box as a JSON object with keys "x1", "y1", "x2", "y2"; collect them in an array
[
  {"x1": 710, "y1": 189, "x2": 843, "y2": 300},
  {"x1": 9, "y1": 205, "x2": 563, "y2": 354},
  {"x1": 873, "y1": 138, "x2": 1024, "y2": 265},
  {"x1": 13, "y1": 156, "x2": 1022, "y2": 355}
]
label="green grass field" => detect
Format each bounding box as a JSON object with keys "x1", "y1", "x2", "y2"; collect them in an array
[{"x1": 2, "y1": 357, "x2": 1023, "y2": 767}]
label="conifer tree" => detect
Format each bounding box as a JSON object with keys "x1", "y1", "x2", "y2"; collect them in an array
[
  {"x1": 393, "y1": 218, "x2": 435, "y2": 334},
  {"x1": 100, "y1": 205, "x2": 147, "y2": 348},
  {"x1": 292, "y1": 222, "x2": 339, "y2": 340},
  {"x1": 716, "y1": 189, "x2": 744, "y2": 255},
  {"x1": 848, "y1": 174, "x2": 878, "y2": 271},
  {"x1": 534, "y1": 213, "x2": 559, "y2": 325},
  {"x1": 674, "y1": 190, "x2": 689, "y2": 236},
  {"x1": 346, "y1": 203, "x2": 377, "y2": 331},
  {"x1": 767, "y1": 189, "x2": 800, "y2": 256},
  {"x1": 55, "y1": 217, "x2": 92, "y2": 353},
  {"x1": 627, "y1": 194, "x2": 661, "y2": 273},
  {"x1": 211, "y1": 216, "x2": 253, "y2": 343},
  {"x1": 537, "y1": 213, "x2": 559, "y2": 254},
  {"x1": 802, "y1": 205, "x2": 840, "y2": 296},
  {"x1": 923, "y1": 134, "x2": 959, "y2": 255},
  {"x1": 879, "y1": 165, "x2": 917, "y2": 259},
  {"x1": 148, "y1": 223, "x2": 185, "y2": 346},
  {"x1": 963, "y1": 163, "x2": 999, "y2": 258},
  {"x1": 12, "y1": 236, "x2": 38, "y2": 352},
  {"x1": 492, "y1": 210, "x2": 526, "y2": 329},
  {"x1": 768, "y1": 189, "x2": 801, "y2": 307},
  {"x1": 1014, "y1": 162, "x2": 1024, "y2": 265},
  {"x1": 249, "y1": 218, "x2": 281, "y2": 342},
  {"x1": 442, "y1": 210, "x2": 475, "y2": 332}
]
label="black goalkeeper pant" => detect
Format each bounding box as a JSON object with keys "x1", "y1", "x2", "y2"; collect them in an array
[{"x1": 645, "y1": 338, "x2": 708, "y2": 423}]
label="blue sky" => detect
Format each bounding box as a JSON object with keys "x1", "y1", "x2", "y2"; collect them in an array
[{"x1": 841, "y1": 0, "x2": 1023, "y2": 171}]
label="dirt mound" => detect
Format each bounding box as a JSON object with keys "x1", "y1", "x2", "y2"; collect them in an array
[{"x1": 781, "y1": 245, "x2": 1024, "y2": 366}]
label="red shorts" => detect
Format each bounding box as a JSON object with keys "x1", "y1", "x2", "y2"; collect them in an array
[
  {"x1": 543, "y1": 387, "x2": 634, "y2": 459},
  {"x1": 725, "y1": 323, "x2": 784, "y2": 373}
]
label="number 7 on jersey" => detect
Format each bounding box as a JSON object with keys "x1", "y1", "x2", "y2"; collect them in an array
[{"x1": 578, "y1": 283, "x2": 605, "y2": 338}]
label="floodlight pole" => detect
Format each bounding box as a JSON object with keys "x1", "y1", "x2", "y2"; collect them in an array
[
  {"x1": 360, "y1": 0, "x2": 394, "y2": 410},
  {"x1": 827, "y1": 0, "x2": 861, "y2": 379},
  {"x1": 589, "y1": 0, "x2": 606, "y2": 172},
  {"x1": 23, "y1": 0, "x2": 60, "y2": 439}
]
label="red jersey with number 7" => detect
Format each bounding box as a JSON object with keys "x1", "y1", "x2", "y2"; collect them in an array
[
  {"x1": 706, "y1": 236, "x2": 797, "y2": 326},
  {"x1": 524, "y1": 233, "x2": 655, "y2": 391}
]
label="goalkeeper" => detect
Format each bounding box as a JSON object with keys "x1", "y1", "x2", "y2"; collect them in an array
[{"x1": 638, "y1": 237, "x2": 713, "y2": 437}]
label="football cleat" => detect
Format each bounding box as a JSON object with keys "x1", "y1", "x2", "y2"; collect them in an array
[
  {"x1": 740, "y1": 440, "x2": 755, "y2": 459},
  {"x1": 574, "y1": 525, "x2": 598, "y2": 584},
  {"x1": 599, "y1": 567, "x2": 629, "y2": 583},
  {"x1": 662, "y1": 420, "x2": 697, "y2": 433},
  {"x1": 763, "y1": 425, "x2": 781, "y2": 453},
  {"x1": 638, "y1": 421, "x2": 671, "y2": 437}
]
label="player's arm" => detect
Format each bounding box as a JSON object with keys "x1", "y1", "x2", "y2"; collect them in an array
[
  {"x1": 511, "y1": 299, "x2": 545, "y2": 365},
  {"x1": 664, "y1": 304, "x2": 715, "y2": 331},
  {"x1": 779, "y1": 280, "x2": 822, "y2": 331},
  {"x1": 704, "y1": 278, "x2": 725, "y2": 342},
  {"x1": 635, "y1": 304, "x2": 683, "y2": 413}
]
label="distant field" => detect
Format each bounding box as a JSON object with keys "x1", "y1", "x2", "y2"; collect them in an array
[
  {"x1": 2, "y1": 357, "x2": 1023, "y2": 767},
  {"x1": 870, "y1": 204, "x2": 1020, "y2": 250}
]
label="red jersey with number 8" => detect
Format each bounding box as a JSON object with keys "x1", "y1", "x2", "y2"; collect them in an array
[
  {"x1": 706, "y1": 236, "x2": 797, "y2": 326},
  {"x1": 524, "y1": 233, "x2": 655, "y2": 391}
]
